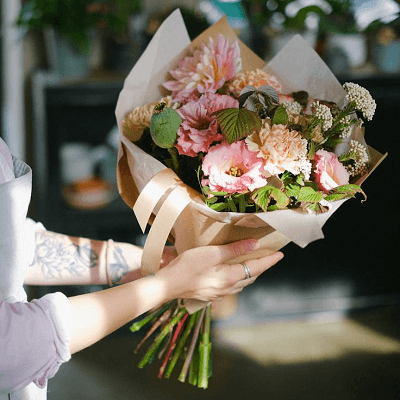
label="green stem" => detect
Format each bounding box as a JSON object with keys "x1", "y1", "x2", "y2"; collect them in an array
[
  {"x1": 138, "y1": 308, "x2": 187, "y2": 369},
  {"x1": 198, "y1": 304, "x2": 212, "y2": 389},
  {"x1": 168, "y1": 147, "x2": 180, "y2": 172},
  {"x1": 130, "y1": 301, "x2": 174, "y2": 333},
  {"x1": 158, "y1": 312, "x2": 189, "y2": 378},
  {"x1": 133, "y1": 306, "x2": 173, "y2": 354},
  {"x1": 178, "y1": 307, "x2": 206, "y2": 383},
  {"x1": 164, "y1": 311, "x2": 198, "y2": 379},
  {"x1": 189, "y1": 346, "x2": 199, "y2": 386}
]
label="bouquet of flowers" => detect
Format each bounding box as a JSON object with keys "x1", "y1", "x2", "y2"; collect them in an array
[{"x1": 116, "y1": 10, "x2": 386, "y2": 389}]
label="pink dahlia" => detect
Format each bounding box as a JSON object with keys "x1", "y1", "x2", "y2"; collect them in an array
[
  {"x1": 201, "y1": 141, "x2": 267, "y2": 194},
  {"x1": 163, "y1": 35, "x2": 242, "y2": 104},
  {"x1": 176, "y1": 93, "x2": 238, "y2": 157}
]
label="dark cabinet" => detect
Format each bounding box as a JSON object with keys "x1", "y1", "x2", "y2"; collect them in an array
[{"x1": 30, "y1": 71, "x2": 141, "y2": 243}]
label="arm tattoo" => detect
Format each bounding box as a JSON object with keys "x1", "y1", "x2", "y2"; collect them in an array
[
  {"x1": 32, "y1": 230, "x2": 98, "y2": 279},
  {"x1": 108, "y1": 245, "x2": 130, "y2": 286}
]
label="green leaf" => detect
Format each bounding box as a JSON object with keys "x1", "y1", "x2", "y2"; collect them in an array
[
  {"x1": 305, "y1": 201, "x2": 330, "y2": 214},
  {"x1": 272, "y1": 105, "x2": 289, "y2": 125},
  {"x1": 227, "y1": 197, "x2": 237, "y2": 212},
  {"x1": 212, "y1": 108, "x2": 262, "y2": 144},
  {"x1": 211, "y1": 191, "x2": 228, "y2": 196},
  {"x1": 252, "y1": 186, "x2": 289, "y2": 211},
  {"x1": 285, "y1": 183, "x2": 301, "y2": 198},
  {"x1": 326, "y1": 184, "x2": 367, "y2": 202},
  {"x1": 238, "y1": 194, "x2": 246, "y2": 213},
  {"x1": 202, "y1": 186, "x2": 210, "y2": 194},
  {"x1": 304, "y1": 181, "x2": 320, "y2": 191},
  {"x1": 297, "y1": 187, "x2": 323, "y2": 203},
  {"x1": 324, "y1": 193, "x2": 349, "y2": 202},
  {"x1": 295, "y1": 174, "x2": 305, "y2": 186},
  {"x1": 307, "y1": 140, "x2": 317, "y2": 158},
  {"x1": 209, "y1": 203, "x2": 228, "y2": 212},
  {"x1": 206, "y1": 196, "x2": 218, "y2": 204}
]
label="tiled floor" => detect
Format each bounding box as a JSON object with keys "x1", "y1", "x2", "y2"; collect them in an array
[{"x1": 47, "y1": 305, "x2": 400, "y2": 400}]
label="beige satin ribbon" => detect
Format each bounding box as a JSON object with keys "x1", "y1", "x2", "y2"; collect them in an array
[{"x1": 133, "y1": 168, "x2": 201, "y2": 275}]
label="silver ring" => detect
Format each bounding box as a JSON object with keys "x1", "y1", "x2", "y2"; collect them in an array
[{"x1": 241, "y1": 262, "x2": 251, "y2": 280}]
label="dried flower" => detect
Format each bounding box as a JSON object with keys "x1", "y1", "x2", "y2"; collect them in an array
[
  {"x1": 227, "y1": 68, "x2": 282, "y2": 97},
  {"x1": 343, "y1": 82, "x2": 376, "y2": 121},
  {"x1": 163, "y1": 35, "x2": 242, "y2": 104},
  {"x1": 123, "y1": 96, "x2": 176, "y2": 140}
]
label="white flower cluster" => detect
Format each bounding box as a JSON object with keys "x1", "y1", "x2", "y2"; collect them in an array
[
  {"x1": 343, "y1": 82, "x2": 376, "y2": 121},
  {"x1": 298, "y1": 138, "x2": 312, "y2": 180},
  {"x1": 312, "y1": 101, "x2": 333, "y2": 131},
  {"x1": 346, "y1": 140, "x2": 369, "y2": 177},
  {"x1": 339, "y1": 115, "x2": 352, "y2": 138},
  {"x1": 283, "y1": 101, "x2": 302, "y2": 115}
]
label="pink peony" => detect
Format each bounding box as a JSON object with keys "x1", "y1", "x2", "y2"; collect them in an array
[
  {"x1": 201, "y1": 141, "x2": 267, "y2": 194},
  {"x1": 176, "y1": 93, "x2": 238, "y2": 157},
  {"x1": 163, "y1": 35, "x2": 242, "y2": 104},
  {"x1": 314, "y1": 150, "x2": 350, "y2": 193}
]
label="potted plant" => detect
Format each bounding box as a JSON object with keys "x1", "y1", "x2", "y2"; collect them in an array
[
  {"x1": 16, "y1": 0, "x2": 142, "y2": 77},
  {"x1": 367, "y1": 16, "x2": 400, "y2": 74},
  {"x1": 244, "y1": 0, "x2": 328, "y2": 59},
  {"x1": 319, "y1": 0, "x2": 368, "y2": 71}
]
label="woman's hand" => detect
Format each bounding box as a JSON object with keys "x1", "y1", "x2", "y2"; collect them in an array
[{"x1": 155, "y1": 239, "x2": 284, "y2": 303}]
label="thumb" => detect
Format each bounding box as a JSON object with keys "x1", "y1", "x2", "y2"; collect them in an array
[{"x1": 212, "y1": 239, "x2": 260, "y2": 265}]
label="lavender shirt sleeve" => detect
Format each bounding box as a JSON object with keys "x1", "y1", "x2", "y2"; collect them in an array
[
  {"x1": 0, "y1": 137, "x2": 15, "y2": 184},
  {"x1": 0, "y1": 292, "x2": 72, "y2": 393}
]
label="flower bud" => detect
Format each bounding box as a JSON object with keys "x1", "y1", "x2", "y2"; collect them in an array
[{"x1": 150, "y1": 102, "x2": 182, "y2": 149}]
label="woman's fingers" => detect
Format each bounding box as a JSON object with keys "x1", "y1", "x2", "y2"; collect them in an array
[
  {"x1": 223, "y1": 251, "x2": 284, "y2": 284},
  {"x1": 199, "y1": 239, "x2": 260, "y2": 266}
]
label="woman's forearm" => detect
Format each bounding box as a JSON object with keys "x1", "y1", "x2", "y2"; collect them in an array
[
  {"x1": 24, "y1": 230, "x2": 144, "y2": 286},
  {"x1": 68, "y1": 272, "x2": 176, "y2": 354}
]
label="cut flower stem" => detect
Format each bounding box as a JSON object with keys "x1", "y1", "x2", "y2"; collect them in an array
[{"x1": 138, "y1": 307, "x2": 187, "y2": 369}]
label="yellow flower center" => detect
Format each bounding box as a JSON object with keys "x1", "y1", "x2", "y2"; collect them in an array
[{"x1": 228, "y1": 166, "x2": 244, "y2": 177}]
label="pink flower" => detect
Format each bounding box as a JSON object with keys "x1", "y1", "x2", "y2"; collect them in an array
[
  {"x1": 201, "y1": 141, "x2": 267, "y2": 194},
  {"x1": 314, "y1": 150, "x2": 350, "y2": 193},
  {"x1": 163, "y1": 35, "x2": 242, "y2": 104},
  {"x1": 176, "y1": 93, "x2": 239, "y2": 156}
]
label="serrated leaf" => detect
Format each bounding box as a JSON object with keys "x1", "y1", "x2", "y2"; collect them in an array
[
  {"x1": 252, "y1": 185, "x2": 289, "y2": 211},
  {"x1": 295, "y1": 174, "x2": 305, "y2": 185},
  {"x1": 304, "y1": 181, "x2": 319, "y2": 191},
  {"x1": 327, "y1": 184, "x2": 367, "y2": 201},
  {"x1": 324, "y1": 193, "x2": 348, "y2": 202},
  {"x1": 305, "y1": 201, "x2": 330, "y2": 213},
  {"x1": 272, "y1": 105, "x2": 289, "y2": 125},
  {"x1": 297, "y1": 186, "x2": 323, "y2": 203},
  {"x1": 239, "y1": 85, "x2": 279, "y2": 110},
  {"x1": 213, "y1": 108, "x2": 262, "y2": 144},
  {"x1": 258, "y1": 85, "x2": 279, "y2": 104},
  {"x1": 285, "y1": 183, "x2": 301, "y2": 198},
  {"x1": 238, "y1": 85, "x2": 257, "y2": 107}
]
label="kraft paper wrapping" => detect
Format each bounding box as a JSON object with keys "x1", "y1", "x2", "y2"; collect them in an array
[{"x1": 116, "y1": 9, "x2": 386, "y2": 312}]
